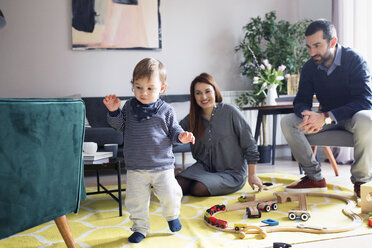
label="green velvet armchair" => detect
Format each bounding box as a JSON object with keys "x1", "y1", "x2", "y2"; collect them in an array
[{"x1": 0, "y1": 98, "x2": 86, "y2": 247}]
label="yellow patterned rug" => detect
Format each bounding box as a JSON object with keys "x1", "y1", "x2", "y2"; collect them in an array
[{"x1": 1, "y1": 173, "x2": 371, "y2": 248}]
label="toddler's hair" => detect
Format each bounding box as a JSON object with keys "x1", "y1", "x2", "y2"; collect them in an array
[{"x1": 131, "y1": 58, "x2": 167, "y2": 84}]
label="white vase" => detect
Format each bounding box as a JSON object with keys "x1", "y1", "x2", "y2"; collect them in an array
[{"x1": 265, "y1": 84, "x2": 278, "y2": 106}]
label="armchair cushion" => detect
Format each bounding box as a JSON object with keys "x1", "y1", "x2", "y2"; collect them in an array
[{"x1": 0, "y1": 98, "x2": 86, "y2": 239}]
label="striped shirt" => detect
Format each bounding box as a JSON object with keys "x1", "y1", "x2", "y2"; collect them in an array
[{"x1": 107, "y1": 98, "x2": 184, "y2": 170}]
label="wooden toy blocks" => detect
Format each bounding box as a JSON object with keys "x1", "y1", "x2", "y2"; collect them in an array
[{"x1": 360, "y1": 181, "x2": 372, "y2": 214}]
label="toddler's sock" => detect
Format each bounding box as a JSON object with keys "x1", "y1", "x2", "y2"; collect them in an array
[
  {"x1": 128, "y1": 232, "x2": 145, "y2": 243},
  {"x1": 168, "y1": 218, "x2": 182, "y2": 232}
]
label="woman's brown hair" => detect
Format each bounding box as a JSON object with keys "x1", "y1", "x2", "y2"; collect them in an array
[{"x1": 189, "y1": 73, "x2": 223, "y2": 139}]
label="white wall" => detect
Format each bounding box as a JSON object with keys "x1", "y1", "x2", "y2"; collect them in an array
[
  {"x1": 298, "y1": 0, "x2": 332, "y2": 21},
  {"x1": 0, "y1": 0, "x2": 331, "y2": 98}
]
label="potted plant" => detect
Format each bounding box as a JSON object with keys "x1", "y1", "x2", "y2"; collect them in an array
[
  {"x1": 234, "y1": 11, "x2": 310, "y2": 162},
  {"x1": 244, "y1": 57, "x2": 289, "y2": 107},
  {"x1": 235, "y1": 11, "x2": 310, "y2": 104}
]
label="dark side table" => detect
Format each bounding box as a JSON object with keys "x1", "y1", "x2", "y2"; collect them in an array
[
  {"x1": 242, "y1": 104, "x2": 294, "y2": 165},
  {"x1": 84, "y1": 157, "x2": 125, "y2": 216}
]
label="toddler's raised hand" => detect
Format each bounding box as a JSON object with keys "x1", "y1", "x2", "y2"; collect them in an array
[
  {"x1": 178, "y1": 131, "x2": 195, "y2": 144},
  {"x1": 103, "y1": 94, "x2": 121, "y2": 112}
]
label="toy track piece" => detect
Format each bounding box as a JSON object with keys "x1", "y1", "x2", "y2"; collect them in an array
[
  {"x1": 242, "y1": 225, "x2": 267, "y2": 239},
  {"x1": 263, "y1": 183, "x2": 284, "y2": 190},
  {"x1": 261, "y1": 219, "x2": 279, "y2": 226},
  {"x1": 205, "y1": 192, "x2": 364, "y2": 238}
]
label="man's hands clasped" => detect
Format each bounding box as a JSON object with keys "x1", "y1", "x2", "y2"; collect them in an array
[{"x1": 298, "y1": 110, "x2": 326, "y2": 134}]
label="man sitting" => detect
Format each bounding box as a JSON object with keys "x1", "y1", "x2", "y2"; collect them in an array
[{"x1": 281, "y1": 19, "x2": 372, "y2": 197}]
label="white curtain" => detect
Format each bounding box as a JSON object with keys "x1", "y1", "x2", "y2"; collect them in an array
[
  {"x1": 332, "y1": 0, "x2": 372, "y2": 66},
  {"x1": 331, "y1": 0, "x2": 372, "y2": 163}
]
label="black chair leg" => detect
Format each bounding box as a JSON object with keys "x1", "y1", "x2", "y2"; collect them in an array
[
  {"x1": 298, "y1": 163, "x2": 303, "y2": 174},
  {"x1": 291, "y1": 154, "x2": 296, "y2": 161}
]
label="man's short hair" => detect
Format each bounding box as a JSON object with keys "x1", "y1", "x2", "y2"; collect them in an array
[{"x1": 305, "y1": 19, "x2": 337, "y2": 41}]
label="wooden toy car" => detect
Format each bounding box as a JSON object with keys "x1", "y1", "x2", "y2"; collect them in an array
[
  {"x1": 234, "y1": 223, "x2": 247, "y2": 231},
  {"x1": 206, "y1": 204, "x2": 226, "y2": 215},
  {"x1": 288, "y1": 209, "x2": 311, "y2": 221},
  {"x1": 246, "y1": 206, "x2": 262, "y2": 218},
  {"x1": 206, "y1": 216, "x2": 227, "y2": 229},
  {"x1": 238, "y1": 194, "x2": 255, "y2": 202},
  {"x1": 257, "y1": 201, "x2": 278, "y2": 212}
]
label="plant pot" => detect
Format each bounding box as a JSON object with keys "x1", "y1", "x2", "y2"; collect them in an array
[
  {"x1": 258, "y1": 145, "x2": 272, "y2": 163},
  {"x1": 287, "y1": 74, "x2": 300, "y2": 95}
]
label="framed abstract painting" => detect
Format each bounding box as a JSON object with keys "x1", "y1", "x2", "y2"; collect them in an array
[{"x1": 72, "y1": 0, "x2": 161, "y2": 50}]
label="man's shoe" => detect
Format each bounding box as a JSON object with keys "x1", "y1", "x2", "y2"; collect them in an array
[
  {"x1": 285, "y1": 176, "x2": 327, "y2": 193},
  {"x1": 354, "y1": 182, "x2": 365, "y2": 198}
]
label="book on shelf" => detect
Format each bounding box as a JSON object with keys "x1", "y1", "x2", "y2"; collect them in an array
[
  {"x1": 83, "y1": 151, "x2": 113, "y2": 161},
  {"x1": 84, "y1": 157, "x2": 110, "y2": 164}
]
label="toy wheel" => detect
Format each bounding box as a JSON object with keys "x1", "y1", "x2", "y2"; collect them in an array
[
  {"x1": 272, "y1": 203, "x2": 278, "y2": 210},
  {"x1": 257, "y1": 208, "x2": 262, "y2": 218},
  {"x1": 264, "y1": 205, "x2": 271, "y2": 212},
  {"x1": 301, "y1": 213, "x2": 309, "y2": 221},
  {"x1": 246, "y1": 207, "x2": 252, "y2": 218},
  {"x1": 235, "y1": 226, "x2": 240, "y2": 231},
  {"x1": 288, "y1": 212, "x2": 296, "y2": 220}
]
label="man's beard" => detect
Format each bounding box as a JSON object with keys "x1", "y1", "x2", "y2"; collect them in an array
[
  {"x1": 312, "y1": 52, "x2": 332, "y2": 65},
  {"x1": 312, "y1": 45, "x2": 334, "y2": 66}
]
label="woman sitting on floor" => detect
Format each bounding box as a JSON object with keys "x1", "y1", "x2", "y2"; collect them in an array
[{"x1": 176, "y1": 73, "x2": 263, "y2": 196}]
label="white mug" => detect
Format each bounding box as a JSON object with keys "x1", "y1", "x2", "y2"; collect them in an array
[{"x1": 83, "y1": 142, "x2": 97, "y2": 154}]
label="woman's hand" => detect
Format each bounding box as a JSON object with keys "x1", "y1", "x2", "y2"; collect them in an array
[
  {"x1": 248, "y1": 174, "x2": 263, "y2": 191},
  {"x1": 178, "y1": 131, "x2": 195, "y2": 144},
  {"x1": 103, "y1": 94, "x2": 121, "y2": 112}
]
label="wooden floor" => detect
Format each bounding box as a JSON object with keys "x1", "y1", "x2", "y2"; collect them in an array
[{"x1": 84, "y1": 147, "x2": 372, "y2": 248}]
